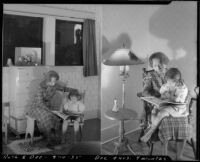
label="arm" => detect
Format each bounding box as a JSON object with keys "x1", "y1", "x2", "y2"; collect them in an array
[
  {"x1": 77, "y1": 102, "x2": 85, "y2": 114},
  {"x1": 174, "y1": 85, "x2": 188, "y2": 103},
  {"x1": 142, "y1": 74, "x2": 153, "y2": 96},
  {"x1": 160, "y1": 84, "x2": 170, "y2": 100}
]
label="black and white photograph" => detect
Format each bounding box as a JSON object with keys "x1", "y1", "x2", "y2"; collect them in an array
[
  {"x1": 2, "y1": 4, "x2": 101, "y2": 155},
  {"x1": 1, "y1": 2, "x2": 199, "y2": 161}
]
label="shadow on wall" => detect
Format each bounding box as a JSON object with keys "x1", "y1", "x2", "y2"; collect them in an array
[
  {"x1": 102, "y1": 33, "x2": 132, "y2": 60},
  {"x1": 149, "y1": 2, "x2": 197, "y2": 90}
]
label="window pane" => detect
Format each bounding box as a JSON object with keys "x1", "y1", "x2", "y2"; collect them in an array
[
  {"x1": 3, "y1": 14, "x2": 43, "y2": 66},
  {"x1": 55, "y1": 20, "x2": 83, "y2": 66}
]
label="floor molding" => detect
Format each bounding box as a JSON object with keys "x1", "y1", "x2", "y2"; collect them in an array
[{"x1": 101, "y1": 127, "x2": 142, "y2": 145}]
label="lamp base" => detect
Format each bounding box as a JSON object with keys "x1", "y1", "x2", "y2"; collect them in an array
[{"x1": 113, "y1": 137, "x2": 135, "y2": 155}]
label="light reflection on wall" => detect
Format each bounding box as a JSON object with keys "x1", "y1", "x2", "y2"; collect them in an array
[{"x1": 101, "y1": 63, "x2": 113, "y2": 89}]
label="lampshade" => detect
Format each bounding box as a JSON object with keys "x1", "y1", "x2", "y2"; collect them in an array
[{"x1": 103, "y1": 48, "x2": 144, "y2": 66}]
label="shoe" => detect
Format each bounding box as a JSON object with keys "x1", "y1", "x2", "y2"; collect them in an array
[{"x1": 140, "y1": 126, "x2": 156, "y2": 143}]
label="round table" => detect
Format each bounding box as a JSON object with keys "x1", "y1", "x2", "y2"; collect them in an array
[{"x1": 105, "y1": 108, "x2": 137, "y2": 155}]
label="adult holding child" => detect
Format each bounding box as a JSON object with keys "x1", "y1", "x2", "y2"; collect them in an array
[{"x1": 140, "y1": 52, "x2": 170, "y2": 125}]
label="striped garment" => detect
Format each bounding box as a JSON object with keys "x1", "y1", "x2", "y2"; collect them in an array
[
  {"x1": 158, "y1": 116, "x2": 191, "y2": 142},
  {"x1": 28, "y1": 86, "x2": 62, "y2": 136}
]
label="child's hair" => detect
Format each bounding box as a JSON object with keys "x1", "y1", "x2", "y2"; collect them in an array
[
  {"x1": 149, "y1": 52, "x2": 169, "y2": 68},
  {"x1": 165, "y1": 68, "x2": 184, "y2": 86},
  {"x1": 68, "y1": 89, "x2": 81, "y2": 100}
]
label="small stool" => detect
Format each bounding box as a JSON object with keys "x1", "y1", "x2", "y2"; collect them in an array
[{"x1": 25, "y1": 115, "x2": 36, "y2": 144}]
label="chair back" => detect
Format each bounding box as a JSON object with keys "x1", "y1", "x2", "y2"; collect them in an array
[
  {"x1": 187, "y1": 87, "x2": 199, "y2": 124},
  {"x1": 79, "y1": 90, "x2": 86, "y2": 103},
  {"x1": 2, "y1": 102, "x2": 10, "y2": 124}
]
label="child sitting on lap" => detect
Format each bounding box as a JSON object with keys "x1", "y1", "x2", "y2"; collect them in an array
[
  {"x1": 61, "y1": 89, "x2": 85, "y2": 143},
  {"x1": 140, "y1": 68, "x2": 188, "y2": 143}
]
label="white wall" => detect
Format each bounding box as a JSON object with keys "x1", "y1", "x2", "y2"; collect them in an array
[{"x1": 101, "y1": 2, "x2": 197, "y2": 142}]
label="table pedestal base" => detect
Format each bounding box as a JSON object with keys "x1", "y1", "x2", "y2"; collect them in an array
[{"x1": 113, "y1": 137, "x2": 135, "y2": 155}]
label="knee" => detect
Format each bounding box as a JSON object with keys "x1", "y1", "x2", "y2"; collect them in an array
[{"x1": 157, "y1": 111, "x2": 169, "y2": 118}]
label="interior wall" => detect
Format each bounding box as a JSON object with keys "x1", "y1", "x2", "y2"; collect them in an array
[{"x1": 101, "y1": 2, "x2": 197, "y2": 142}]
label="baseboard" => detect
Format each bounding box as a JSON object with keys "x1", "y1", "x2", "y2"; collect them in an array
[
  {"x1": 101, "y1": 127, "x2": 142, "y2": 145},
  {"x1": 101, "y1": 120, "x2": 140, "y2": 144}
]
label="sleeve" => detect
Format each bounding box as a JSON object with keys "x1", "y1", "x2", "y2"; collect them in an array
[
  {"x1": 159, "y1": 83, "x2": 169, "y2": 94},
  {"x1": 78, "y1": 102, "x2": 85, "y2": 113},
  {"x1": 35, "y1": 86, "x2": 50, "y2": 111},
  {"x1": 174, "y1": 85, "x2": 188, "y2": 103},
  {"x1": 142, "y1": 73, "x2": 153, "y2": 95}
]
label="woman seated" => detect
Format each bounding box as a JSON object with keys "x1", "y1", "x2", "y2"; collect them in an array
[
  {"x1": 60, "y1": 89, "x2": 85, "y2": 144},
  {"x1": 28, "y1": 70, "x2": 67, "y2": 147},
  {"x1": 141, "y1": 52, "x2": 169, "y2": 125}
]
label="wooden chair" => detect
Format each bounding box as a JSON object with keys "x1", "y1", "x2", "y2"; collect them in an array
[
  {"x1": 137, "y1": 68, "x2": 198, "y2": 159},
  {"x1": 2, "y1": 102, "x2": 10, "y2": 144}
]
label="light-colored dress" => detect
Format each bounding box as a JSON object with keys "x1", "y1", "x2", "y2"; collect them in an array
[
  {"x1": 159, "y1": 82, "x2": 189, "y2": 117},
  {"x1": 63, "y1": 100, "x2": 85, "y2": 122}
]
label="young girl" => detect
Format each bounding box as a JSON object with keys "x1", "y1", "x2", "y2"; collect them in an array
[
  {"x1": 140, "y1": 68, "x2": 188, "y2": 143},
  {"x1": 61, "y1": 89, "x2": 85, "y2": 143}
]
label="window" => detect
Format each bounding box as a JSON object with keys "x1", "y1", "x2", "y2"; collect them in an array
[
  {"x1": 3, "y1": 14, "x2": 43, "y2": 66},
  {"x1": 55, "y1": 20, "x2": 83, "y2": 66}
]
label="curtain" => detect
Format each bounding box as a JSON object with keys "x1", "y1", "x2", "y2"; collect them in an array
[{"x1": 83, "y1": 19, "x2": 98, "y2": 77}]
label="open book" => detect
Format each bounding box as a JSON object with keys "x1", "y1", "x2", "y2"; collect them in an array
[
  {"x1": 51, "y1": 111, "x2": 69, "y2": 120},
  {"x1": 140, "y1": 96, "x2": 187, "y2": 107},
  {"x1": 52, "y1": 110, "x2": 81, "y2": 120}
]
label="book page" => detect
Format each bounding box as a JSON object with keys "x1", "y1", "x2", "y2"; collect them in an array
[
  {"x1": 52, "y1": 110, "x2": 69, "y2": 120},
  {"x1": 140, "y1": 96, "x2": 186, "y2": 107}
]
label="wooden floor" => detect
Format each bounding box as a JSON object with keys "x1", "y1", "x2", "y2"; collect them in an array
[
  {"x1": 101, "y1": 129, "x2": 196, "y2": 161},
  {"x1": 2, "y1": 118, "x2": 101, "y2": 155}
]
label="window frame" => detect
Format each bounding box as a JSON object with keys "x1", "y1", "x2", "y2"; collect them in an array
[
  {"x1": 3, "y1": 12, "x2": 44, "y2": 66},
  {"x1": 54, "y1": 17, "x2": 84, "y2": 66},
  {"x1": 3, "y1": 9, "x2": 86, "y2": 66}
]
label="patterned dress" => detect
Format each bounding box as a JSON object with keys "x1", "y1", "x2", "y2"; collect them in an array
[
  {"x1": 28, "y1": 85, "x2": 62, "y2": 137},
  {"x1": 143, "y1": 70, "x2": 166, "y2": 97}
]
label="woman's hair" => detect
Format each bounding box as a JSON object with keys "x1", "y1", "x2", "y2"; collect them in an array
[
  {"x1": 165, "y1": 68, "x2": 184, "y2": 85},
  {"x1": 46, "y1": 70, "x2": 59, "y2": 81},
  {"x1": 68, "y1": 89, "x2": 81, "y2": 100},
  {"x1": 40, "y1": 70, "x2": 59, "y2": 89},
  {"x1": 149, "y1": 52, "x2": 169, "y2": 68}
]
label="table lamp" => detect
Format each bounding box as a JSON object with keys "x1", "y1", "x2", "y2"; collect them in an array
[{"x1": 103, "y1": 47, "x2": 144, "y2": 109}]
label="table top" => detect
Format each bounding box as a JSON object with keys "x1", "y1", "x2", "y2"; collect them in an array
[{"x1": 105, "y1": 108, "x2": 137, "y2": 121}]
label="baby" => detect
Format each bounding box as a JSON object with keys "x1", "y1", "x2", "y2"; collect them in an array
[{"x1": 61, "y1": 89, "x2": 85, "y2": 143}]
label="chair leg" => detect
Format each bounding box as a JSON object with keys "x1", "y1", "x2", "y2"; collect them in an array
[
  {"x1": 79, "y1": 125, "x2": 83, "y2": 141},
  {"x1": 188, "y1": 138, "x2": 196, "y2": 159},
  {"x1": 25, "y1": 132, "x2": 28, "y2": 140},
  {"x1": 148, "y1": 141, "x2": 154, "y2": 155},
  {"x1": 162, "y1": 141, "x2": 168, "y2": 156},
  {"x1": 5, "y1": 124, "x2": 8, "y2": 144},
  {"x1": 176, "y1": 139, "x2": 186, "y2": 160}
]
